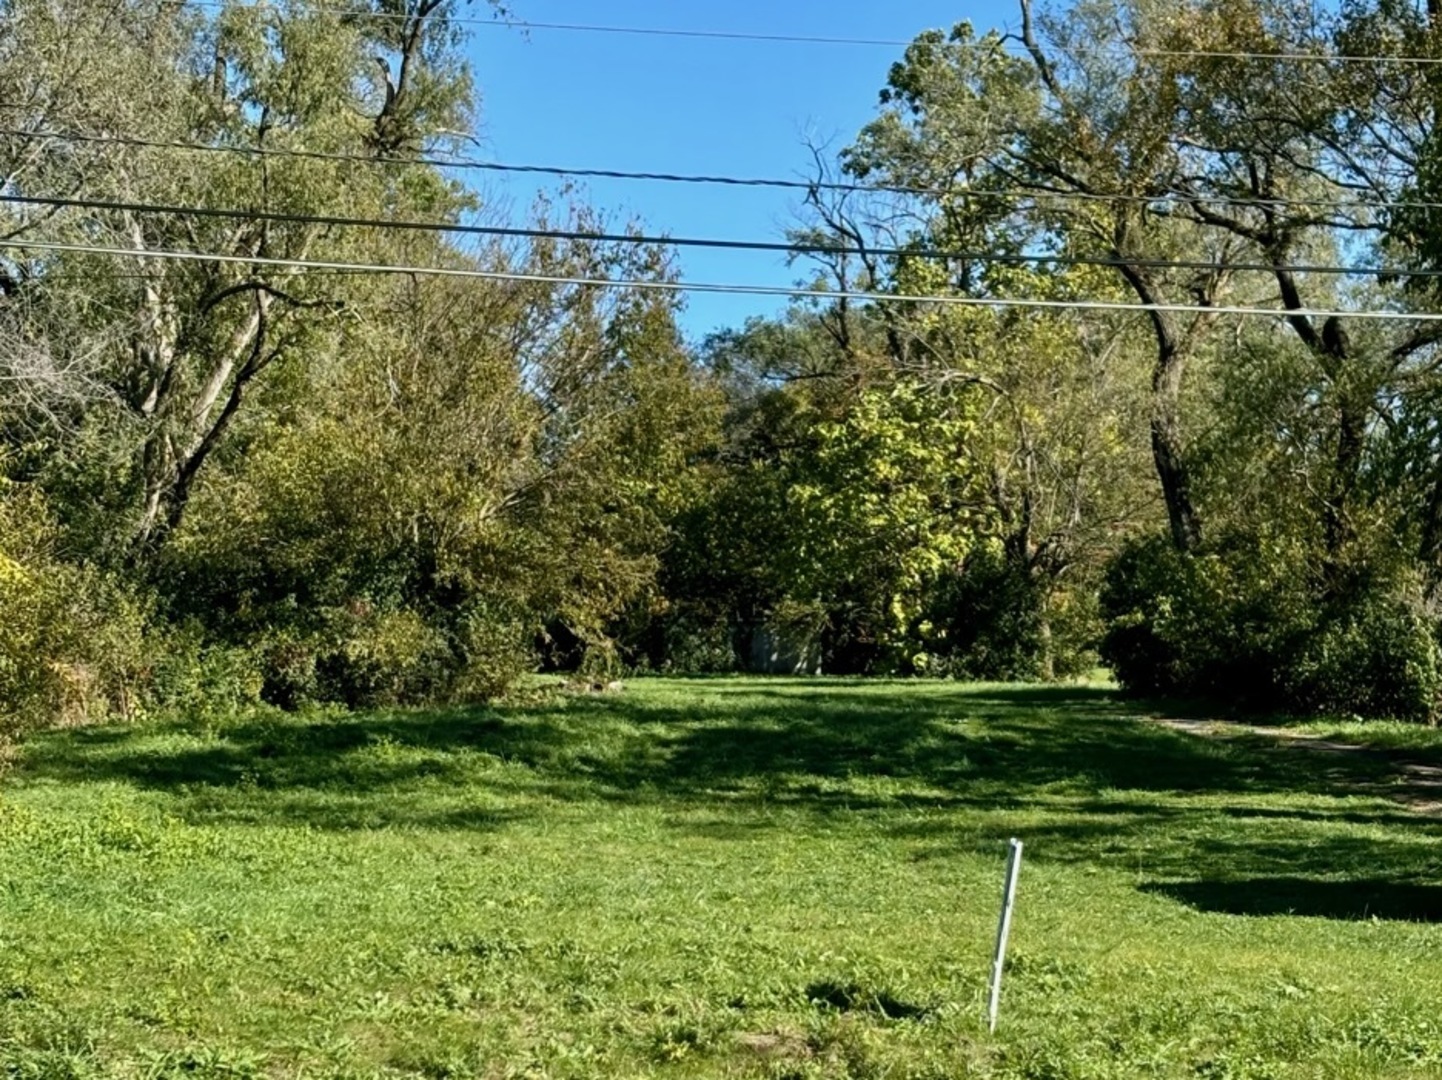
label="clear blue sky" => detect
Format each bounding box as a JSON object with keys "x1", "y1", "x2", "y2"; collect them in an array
[{"x1": 465, "y1": 1, "x2": 1012, "y2": 342}]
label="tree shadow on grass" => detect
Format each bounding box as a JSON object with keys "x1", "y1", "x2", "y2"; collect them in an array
[
  {"x1": 7, "y1": 681, "x2": 1421, "y2": 840},
  {"x1": 890, "y1": 801, "x2": 1442, "y2": 887},
  {"x1": 613, "y1": 688, "x2": 1394, "y2": 804},
  {"x1": 1141, "y1": 878, "x2": 1442, "y2": 921}
]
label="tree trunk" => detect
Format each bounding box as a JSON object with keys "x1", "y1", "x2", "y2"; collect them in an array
[
  {"x1": 1152, "y1": 338, "x2": 1202, "y2": 553},
  {"x1": 1313, "y1": 318, "x2": 1362, "y2": 588},
  {"x1": 1113, "y1": 254, "x2": 1204, "y2": 554}
]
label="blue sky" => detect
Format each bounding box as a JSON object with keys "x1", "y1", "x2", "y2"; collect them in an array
[{"x1": 465, "y1": 1, "x2": 1011, "y2": 341}]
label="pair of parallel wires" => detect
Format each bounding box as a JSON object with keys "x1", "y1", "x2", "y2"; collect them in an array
[{"x1": 5, "y1": 6, "x2": 1442, "y2": 321}]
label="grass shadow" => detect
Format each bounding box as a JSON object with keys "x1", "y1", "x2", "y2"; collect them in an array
[
  {"x1": 805, "y1": 979, "x2": 934, "y2": 1021},
  {"x1": 6, "y1": 680, "x2": 1427, "y2": 846},
  {"x1": 1141, "y1": 878, "x2": 1442, "y2": 922}
]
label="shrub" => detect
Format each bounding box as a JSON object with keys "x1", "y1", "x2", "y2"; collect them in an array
[
  {"x1": 1096, "y1": 537, "x2": 1190, "y2": 696},
  {"x1": 313, "y1": 606, "x2": 455, "y2": 710},
  {"x1": 1285, "y1": 595, "x2": 1442, "y2": 721},
  {"x1": 256, "y1": 629, "x2": 321, "y2": 711},
  {"x1": 447, "y1": 602, "x2": 536, "y2": 701},
  {"x1": 921, "y1": 546, "x2": 1050, "y2": 680},
  {"x1": 916, "y1": 546, "x2": 1100, "y2": 682},
  {"x1": 0, "y1": 482, "x2": 150, "y2": 735},
  {"x1": 658, "y1": 614, "x2": 738, "y2": 674},
  {"x1": 1100, "y1": 532, "x2": 1313, "y2": 703},
  {"x1": 147, "y1": 625, "x2": 265, "y2": 722},
  {"x1": 1099, "y1": 532, "x2": 1442, "y2": 720},
  {"x1": 298, "y1": 600, "x2": 535, "y2": 709}
]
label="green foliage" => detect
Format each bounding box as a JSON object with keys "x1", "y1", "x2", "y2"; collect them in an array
[
  {"x1": 2, "y1": 0, "x2": 499, "y2": 555},
  {"x1": 663, "y1": 317, "x2": 999, "y2": 675},
  {"x1": 814, "y1": 0, "x2": 1442, "y2": 719},
  {"x1": 634, "y1": 611, "x2": 740, "y2": 675},
  {"x1": 0, "y1": 481, "x2": 149, "y2": 735},
  {"x1": 1285, "y1": 592, "x2": 1442, "y2": 722},
  {"x1": 311, "y1": 607, "x2": 455, "y2": 710},
  {"x1": 149, "y1": 242, "x2": 720, "y2": 706},
  {"x1": 1101, "y1": 534, "x2": 1442, "y2": 720},
  {"x1": 145, "y1": 628, "x2": 265, "y2": 724},
  {"x1": 662, "y1": 294, "x2": 1139, "y2": 682},
  {"x1": 10, "y1": 0, "x2": 1442, "y2": 723},
  {"x1": 917, "y1": 544, "x2": 1098, "y2": 681},
  {"x1": 794, "y1": 380, "x2": 982, "y2": 631}
]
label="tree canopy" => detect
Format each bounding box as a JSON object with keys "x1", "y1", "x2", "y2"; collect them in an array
[{"x1": 6, "y1": 0, "x2": 1442, "y2": 728}]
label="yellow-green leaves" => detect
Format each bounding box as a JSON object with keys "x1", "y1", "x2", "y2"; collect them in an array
[{"x1": 781, "y1": 380, "x2": 985, "y2": 647}]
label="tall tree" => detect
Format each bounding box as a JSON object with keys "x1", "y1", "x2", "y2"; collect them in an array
[
  {"x1": 841, "y1": 7, "x2": 1249, "y2": 551},
  {"x1": 1, "y1": 0, "x2": 497, "y2": 556}
]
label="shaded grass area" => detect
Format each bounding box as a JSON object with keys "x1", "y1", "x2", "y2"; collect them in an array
[{"x1": 2, "y1": 678, "x2": 1442, "y2": 1077}]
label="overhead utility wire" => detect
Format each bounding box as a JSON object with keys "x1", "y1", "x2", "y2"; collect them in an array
[
  {"x1": 4, "y1": 190, "x2": 1439, "y2": 280},
  {"x1": 423, "y1": 16, "x2": 913, "y2": 48},
  {"x1": 5, "y1": 237, "x2": 1442, "y2": 323},
  {"x1": 6, "y1": 127, "x2": 1442, "y2": 215},
  {"x1": 180, "y1": 2, "x2": 1442, "y2": 66},
  {"x1": 482, "y1": 22, "x2": 1442, "y2": 66},
  {"x1": 176, "y1": 3, "x2": 919, "y2": 45}
]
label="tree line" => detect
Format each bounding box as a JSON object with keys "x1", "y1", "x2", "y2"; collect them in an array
[{"x1": 4, "y1": 0, "x2": 1442, "y2": 731}]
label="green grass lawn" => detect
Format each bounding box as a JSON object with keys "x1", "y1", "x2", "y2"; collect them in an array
[
  {"x1": 3, "y1": 678, "x2": 1442, "y2": 1079},
  {"x1": 1286, "y1": 717, "x2": 1442, "y2": 759}
]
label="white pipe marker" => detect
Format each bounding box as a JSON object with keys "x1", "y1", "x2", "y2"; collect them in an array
[{"x1": 987, "y1": 837, "x2": 1023, "y2": 1034}]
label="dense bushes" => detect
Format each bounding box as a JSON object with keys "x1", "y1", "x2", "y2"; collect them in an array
[
  {"x1": 0, "y1": 482, "x2": 149, "y2": 735},
  {"x1": 1100, "y1": 534, "x2": 1442, "y2": 721},
  {"x1": 913, "y1": 545, "x2": 1098, "y2": 681},
  {"x1": 1285, "y1": 595, "x2": 1442, "y2": 721},
  {"x1": 636, "y1": 366, "x2": 1097, "y2": 680},
  {"x1": 624, "y1": 537, "x2": 1101, "y2": 681}
]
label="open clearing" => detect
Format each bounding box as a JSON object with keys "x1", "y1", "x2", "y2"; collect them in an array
[{"x1": 4, "y1": 679, "x2": 1442, "y2": 1079}]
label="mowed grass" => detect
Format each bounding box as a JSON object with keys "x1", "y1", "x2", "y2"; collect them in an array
[{"x1": 3, "y1": 679, "x2": 1442, "y2": 1079}]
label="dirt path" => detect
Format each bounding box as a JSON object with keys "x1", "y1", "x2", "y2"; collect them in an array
[{"x1": 1149, "y1": 714, "x2": 1442, "y2": 814}]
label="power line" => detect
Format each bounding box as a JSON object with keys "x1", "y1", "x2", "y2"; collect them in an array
[
  {"x1": 181, "y1": 2, "x2": 1442, "y2": 67},
  {"x1": 5, "y1": 236, "x2": 1442, "y2": 323},
  {"x1": 454, "y1": 20, "x2": 1442, "y2": 67},
  {"x1": 471, "y1": 16, "x2": 913, "y2": 48},
  {"x1": 1106, "y1": 45, "x2": 1442, "y2": 66},
  {"x1": 177, "y1": 2, "x2": 919, "y2": 45},
  {"x1": 6, "y1": 127, "x2": 1440, "y2": 216},
  {"x1": 492, "y1": 23, "x2": 1442, "y2": 67},
  {"x1": 3, "y1": 190, "x2": 1439, "y2": 280}
]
